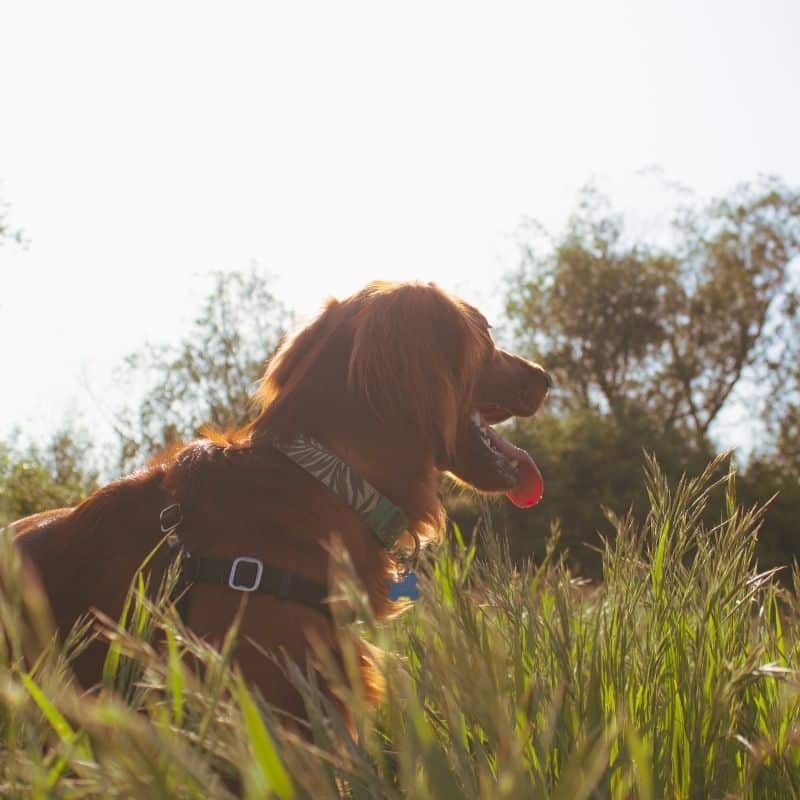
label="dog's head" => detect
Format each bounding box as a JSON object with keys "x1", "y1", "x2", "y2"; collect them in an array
[{"x1": 254, "y1": 281, "x2": 549, "y2": 507}]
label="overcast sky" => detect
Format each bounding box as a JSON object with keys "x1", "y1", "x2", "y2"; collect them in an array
[{"x1": 1, "y1": 0, "x2": 799, "y2": 451}]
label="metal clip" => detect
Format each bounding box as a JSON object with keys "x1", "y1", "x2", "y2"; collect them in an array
[{"x1": 160, "y1": 503, "x2": 183, "y2": 533}]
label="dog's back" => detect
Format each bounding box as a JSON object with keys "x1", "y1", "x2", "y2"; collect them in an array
[{"x1": 12, "y1": 470, "x2": 173, "y2": 684}]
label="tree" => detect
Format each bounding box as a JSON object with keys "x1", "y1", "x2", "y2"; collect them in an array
[
  {"x1": 507, "y1": 178, "x2": 800, "y2": 452},
  {"x1": 114, "y1": 267, "x2": 290, "y2": 469},
  {"x1": 0, "y1": 188, "x2": 25, "y2": 247},
  {"x1": 496, "y1": 178, "x2": 800, "y2": 573},
  {"x1": 665, "y1": 180, "x2": 800, "y2": 445},
  {"x1": 773, "y1": 410, "x2": 800, "y2": 479},
  {"x1": 763, "y1": 286, "x2": 800, "y2": 478},
  {"x1": 0, "y1": 429, "x2": 98, "y2": 526},
  {"x1": 736, "y1": 456, "x2": 800, "y2": 574}
]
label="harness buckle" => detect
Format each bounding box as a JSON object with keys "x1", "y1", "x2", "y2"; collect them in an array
[{"x1": 228, "y1": 557, "x2": 264, "y2": 592}]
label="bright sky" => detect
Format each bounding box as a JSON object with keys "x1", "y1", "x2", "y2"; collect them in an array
[{"x1": 1, "y1": 0, "x2": 799, "y2": 451}]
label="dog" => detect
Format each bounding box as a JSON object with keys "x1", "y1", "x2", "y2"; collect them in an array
[{"x1": 12, "y1": 281, "x2": 550, "y2": 720}]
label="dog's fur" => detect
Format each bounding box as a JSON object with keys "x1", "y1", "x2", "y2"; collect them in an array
[{"x1": 13, "y1": 281, "x2": 549, "y2": 719}]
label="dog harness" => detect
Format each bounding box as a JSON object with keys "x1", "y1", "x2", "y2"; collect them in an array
[{"x1": 161, "y1": 435, "x2": 418, "y2": 621}]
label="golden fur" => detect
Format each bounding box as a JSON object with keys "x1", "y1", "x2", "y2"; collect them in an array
[{"x1": 13, "y1": 281, "x2": 550, "y2": 722}]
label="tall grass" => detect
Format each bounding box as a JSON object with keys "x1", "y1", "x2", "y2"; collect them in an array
[{"x1": 0, "y1": 455, "x2": 798, "y2": 798}]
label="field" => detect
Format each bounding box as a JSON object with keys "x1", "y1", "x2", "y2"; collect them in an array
[{"x1": 1, "y1": 455, "x2": 799, "y2": 799}]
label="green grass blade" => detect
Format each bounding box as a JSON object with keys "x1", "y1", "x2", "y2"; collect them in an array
[
  {"x1": 235, "y1": 674, "x2": 295, "y2": 800},
  {"x1": 21, "y1": 672, "x2": 92, "y2": 761}
]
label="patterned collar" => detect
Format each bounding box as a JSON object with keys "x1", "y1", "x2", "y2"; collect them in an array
[{"x1": 271, "y1": 434, "x2": 410, "y2": 550}]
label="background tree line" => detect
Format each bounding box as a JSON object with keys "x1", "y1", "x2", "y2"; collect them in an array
[
  {"x1": 2, "y1": 177, "x2": 798, "y2": 576},
  {"x1": 490, "y1": 176, "x2": 800, "y2": 575},
  {"x1": 0, "y1": 188, "x2": 25, "y2": 248}
]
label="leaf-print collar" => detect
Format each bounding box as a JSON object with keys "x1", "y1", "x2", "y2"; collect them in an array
[{"x1": 271, "y1": 434, "x2": 410, "y2": 550}]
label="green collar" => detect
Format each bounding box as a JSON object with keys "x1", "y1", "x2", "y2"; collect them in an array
[{"x1": 271, "y1": 434, "x2": 410, "y2": 550}]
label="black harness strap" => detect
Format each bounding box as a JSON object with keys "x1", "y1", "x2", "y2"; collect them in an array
[
  {"x1": 180, "y1": 552, "x2": 330, "y2": 617},
  {"x1": 158, "y1": 501, "x2": 331, "y2": 621},
  {"x1": 158, "y1": 433, "x2": 418, "y2": 622}
]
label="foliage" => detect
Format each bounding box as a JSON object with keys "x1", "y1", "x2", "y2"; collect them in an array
[
  {"x1": 0, "y1": 190, "x2": 25, "y2": 248},
  {"x1": 1, "y1": 459, "x2": 800, "y2": 798},
  {"x1": 502, "y1": 177, "x2": 800, "y2": 571},
  {"x1": 0, "y1": 429, "x2": 98, "y2": 526},
  {"x1": 506, "y1": 177, "x2": 800, "y2": 450},
  {"x1": 447, "y1": 407, "x2": 714, "y2": 577},
  {"x1": 114, "y1": 267, "x2": 290, "y2": 470},
  {"x1": 764, "y1": 292, "x2": 800, "y2": 478},
  {"x1": 736, "y1": 457, "x2": 800, "y2": 574},
  {"x1": 447, "y1": 410, "x2": 797, "y2": 578}
]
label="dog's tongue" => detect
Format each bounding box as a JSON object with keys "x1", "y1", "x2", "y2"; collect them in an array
[{"x1": 486, "y1": 427, "x2": 544, "y2": 508}]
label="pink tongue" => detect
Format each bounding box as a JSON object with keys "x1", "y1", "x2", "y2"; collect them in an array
[{"x1": 486, "y1": 428, "x2": 543, "y2": 508}]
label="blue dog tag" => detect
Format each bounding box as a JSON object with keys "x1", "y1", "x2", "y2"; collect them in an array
[{"x1": 387, "y1": 571, "x2": 419, "y2": 601}]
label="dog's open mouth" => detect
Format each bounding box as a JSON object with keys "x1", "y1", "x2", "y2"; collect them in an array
[{"x1": 469, "y1": 407, "x2": 543, "y2": 508}]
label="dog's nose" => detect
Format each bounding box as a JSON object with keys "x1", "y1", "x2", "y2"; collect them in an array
[{"x1": 544, "y1": 371, "x2": 553, "y2": 391}]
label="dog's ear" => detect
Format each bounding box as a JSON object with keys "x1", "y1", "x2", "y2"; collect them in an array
[
  {"x1": 255, "y1": 298, "x2": 345, "y2": 412},
  {"x1": 347, "y1": 284, "x2": 484, "y2": 462}
]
